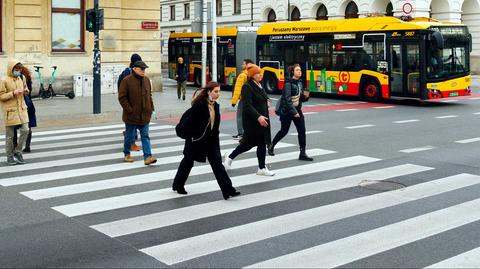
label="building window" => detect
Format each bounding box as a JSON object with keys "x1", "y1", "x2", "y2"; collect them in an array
[
  {"x1": 316, "y1": 4, "x2": 328, "y2": 20},
  {"x1": 0, "y1": 1, "x2": 2, "y2": 52},
  {"x1": 217, "y1": 0, "x2": 222, "y2": 16},
  {"x1": 184, "y1": 3, "x2": 190, "y2": 19},
  {"x1": 345, "y1": 1, "x2": 359, "y2": 18},
  {"x1": 234, "y1": 0, "x2": 241, "y2": 14},
  {"x1": 291, "y1": 7, "x2": 301, "y2": 21},
  {"x1": 267, "y1": 9, "x2": 276, "y2": 22},
  {"x1": 170, "y1": 5, "x2": 175, "y2": 21},
  {"x1": 160, "y1": 6, "x2": 163, "y2": 22},
  {"x1": 51, "y1": 0, "x2": 84, "y2": 51},
  {"x1": 386, "y1": 2, "x2": 393, "y2": 16}
]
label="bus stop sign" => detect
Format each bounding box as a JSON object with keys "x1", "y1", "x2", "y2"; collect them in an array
[{"x1": 402, "y1": 2, "x2": 413, "y2": 15}]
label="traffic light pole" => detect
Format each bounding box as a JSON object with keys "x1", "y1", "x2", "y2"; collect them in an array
[{"x1": 93, "y1": 0, "x2": 101, "y2": 114}]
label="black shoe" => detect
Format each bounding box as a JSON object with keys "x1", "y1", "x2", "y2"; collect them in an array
[
  {"x1": 222, "y1": 192, "x2": 230, "y2": 200},
  {"x1": 23, "y1": 147, "x2": 31, "y2": 153},
  {"x1": 13, "y1": 152, "x2": 26, "y2": 164},
  {"x1": 172, "y1": 185, "x2": 188, "y2": 195},
  {"x1": 182, "y1": 95, "x2": 186, "y2": 100},
  {"x1": 299, "y1": 152, "x2": 314, "y2": 161},
  {"x1": 230, "y1": 191, "x2": 241, "y2": 197},
  {"x1": 268, "y1": 144, "x2": 275, "y2": 156}
]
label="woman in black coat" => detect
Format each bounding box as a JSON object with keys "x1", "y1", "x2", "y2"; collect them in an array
[
  {"x1": 172, "y1": 81, "x2": 240, "y2": 200},
  {"x1": 224, "y1": 64, "x2": 275, "y2": 176},
  {"x1": 13, "y1": 65, "x2": 36, "y2": 152},
  {"x1": 269, "y1": 64, "x2": 313, "y2": 161}
]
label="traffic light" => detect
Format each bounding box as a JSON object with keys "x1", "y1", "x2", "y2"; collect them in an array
[
  {"x1": 86, "y1": 8, "x2": 104, "y2": 32},
  {"x1": 86, "y1": 9, "x2": 96, "y2": 32}
]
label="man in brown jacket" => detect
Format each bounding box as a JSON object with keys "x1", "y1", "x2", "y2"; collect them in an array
[
  {"x1": 118, "y1": 60, "x2": 157, "y2": 165},
  {"x1": 0, "y1": 60, "x2": 30, "y2": 165}
]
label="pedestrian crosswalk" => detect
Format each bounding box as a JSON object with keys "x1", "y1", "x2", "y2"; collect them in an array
[{"x1": 1, "y1": 122, "x2": 479, "y2": 267}]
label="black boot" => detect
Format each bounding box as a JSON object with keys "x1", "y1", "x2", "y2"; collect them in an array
[
  {"x1": 267, "y1": 143, "x2": 275, "y2": 156},
  {"x1": 23, "y1": 129, "x2": 32, "y2": 152},
  {"x1": 299, "y1": 148, "x2": 313, "y2": 161}
]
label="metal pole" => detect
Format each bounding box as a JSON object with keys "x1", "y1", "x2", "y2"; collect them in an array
[
  {"x1": 287, "y1": 0, "x2": 290, "y2": 21},
  {"x1": 212, "y1": 0, "x2": 217, "y2": 82},
  {"x1": 251, "y1": 0, "x2": 254, "y2": 26},
  {"x1": 201, "y1": 0, "x2": 207, "y2": 87},
  {"x1": 93, "y1": 0, "x2": 101, "y2": 114}
]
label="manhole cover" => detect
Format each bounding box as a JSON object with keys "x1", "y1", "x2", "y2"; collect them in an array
[{"x1": 358, "y1": 180, "x2": 406, "y2": 191}]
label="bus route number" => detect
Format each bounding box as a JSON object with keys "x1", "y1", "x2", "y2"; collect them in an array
[{"x1": 405, "y1": 31, "x2": 415, "y2": 37}]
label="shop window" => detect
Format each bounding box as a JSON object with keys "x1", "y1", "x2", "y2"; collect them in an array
[{"x1": 52, "y1": 0, "x2": 84, "y2": 52}]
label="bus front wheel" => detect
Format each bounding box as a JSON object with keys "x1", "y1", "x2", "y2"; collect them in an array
[
  {"x1": 361, "y1": 79, "x2": 381, "y2": 102},
  {"x1": 263, "y1": 73, "x2": 278, "y2": 94}
]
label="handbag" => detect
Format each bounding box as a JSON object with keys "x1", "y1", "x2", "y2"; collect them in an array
[{"x1": 292, "y1": 94, "x2": 300, "y2": 107}]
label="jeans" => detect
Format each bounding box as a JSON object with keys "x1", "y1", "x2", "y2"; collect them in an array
[
  {"x1": 124, "y1": 123, "x2": 152, "y2": 159},
  {"x1": 177, "y1": 81, "x2": 187, "y2": 98},
  {"x1": 236, "y1": 100, "x2": 244, "y2": 135},
  {"x1": 5, "y1": 123, "x2": 29, "y2": 157},
  {"x1": 272, "y1": 110, "x2": 306, "y2": 150}
]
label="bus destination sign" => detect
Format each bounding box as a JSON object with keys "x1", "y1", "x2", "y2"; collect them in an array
[{"x1": 269, "y1": 35, "x2": 305, "y2": 42}]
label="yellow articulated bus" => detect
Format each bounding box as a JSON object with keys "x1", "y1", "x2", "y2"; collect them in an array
[{"x1": 169, "y1": 16, "x2": 472, "y2": 101}]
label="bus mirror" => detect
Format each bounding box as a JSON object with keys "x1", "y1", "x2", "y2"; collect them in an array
[{"x1": 431, "y1": 31, "x2": 444, "y2": 50}]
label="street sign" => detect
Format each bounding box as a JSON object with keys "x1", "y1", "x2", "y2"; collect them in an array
[
  {"x1": 402, "y1": 2, "x2": 413, "y2": 15},
  {"x1": 142, "y1": 21, "x2": 159, "y2": 29}
]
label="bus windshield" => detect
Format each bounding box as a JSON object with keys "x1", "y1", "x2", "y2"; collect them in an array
[{"x1": 428, "y1": 32, "x2": 470, "y2": 80}]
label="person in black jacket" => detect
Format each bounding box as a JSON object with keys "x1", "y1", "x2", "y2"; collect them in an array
[
  {"x1": 175, "y1": 57, "x2": 188, "y2": 100},
  {"x1": 224, "y1": 64, "x2": 275, "y2": 176},
  {"x1": 269, "y1": 64, "x2": 313, "y2": 161},
  {"x1": 172, "y1": 81, "x2": 240, "y2": 200}
]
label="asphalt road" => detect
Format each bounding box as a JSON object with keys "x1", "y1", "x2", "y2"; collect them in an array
[{"x1": 0, "y1": 81, "x2": 479, "y2": 268}]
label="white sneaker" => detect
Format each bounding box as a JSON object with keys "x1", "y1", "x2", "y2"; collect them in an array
[
  {"x1": 223, "y1": 153, "x2": 233, "y2": 170},
  {"x1": 256, "y1": 167, "x2": 275, "y2": 176}
]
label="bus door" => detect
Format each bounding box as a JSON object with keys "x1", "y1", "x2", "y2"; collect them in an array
[{"x1": 389, "y1": 42, "x2": 421, "y2": 98}]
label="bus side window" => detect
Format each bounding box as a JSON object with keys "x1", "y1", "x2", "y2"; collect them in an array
[{"x1": 334, "y1": 53, "x2": 345, "y2": 70}]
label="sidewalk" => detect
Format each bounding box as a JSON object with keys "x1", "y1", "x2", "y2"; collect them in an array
[{"x1": 0, "y1": 78, "x2": 236, "y2": 132}]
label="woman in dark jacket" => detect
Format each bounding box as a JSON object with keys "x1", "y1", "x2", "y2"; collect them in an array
[
  {"x1": 224, "y1": 64, "x2": 275, "y2": 176},
  {"x1": 269, "y1": 64, "x2": 313, "y2": 161},
  {"x1": 13, "y1": 65, "x2": 36, "y2": 152},
  {"x1": 172, "y1": 81, "x2": 240, "y2": 200}
]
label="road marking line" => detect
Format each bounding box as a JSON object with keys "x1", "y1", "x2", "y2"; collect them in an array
[
  {"x1": 52, "y1": 156, "x2": 377, "y2": 217},
  {"x1": 336, "y1": 109, "x2": 359, "y2": 112},
  {"x1": 93, "y1": 164, "x2": 430, "y2": 238},
  {"x1": 455, "y1": 137, "x2": 480, "y2": 144},
  {"x1": 473, "y1": 112, "x2": 480, "y2": 115},
  {"x1": 373, "y1": 106, "x2": 395, "y2": 109},
  {"x1": 345, "y1": 124, "x2": 375, "y2": 129},
  {"x1": 399, "y1": 146, "x2": 434, "y2": 153},
  {"x1": 440, "y1": 99, "x2": 460, "y2": 103},
  {"x1": 22, "y1": 148, "x2": 331, "y2": 200},
  {"x1": 303, "y1": 112, "x2": 318, "y2": 115},
  {"x1": 435, "y1": 115, "x2": 459, "y2": 119},
  {"x1": 427, "y1": 247, "x2": 480, "y2": 268},
  {"x1": 394, "y1": 119, "x2": 420, "y2": 124},
  {"x1": 289, "y1": 131, "x2": 323, "y2": 136},
  {"x1": 468, "y1": 97, "x2": 480, "y2": 100},
  {"x1": 248, "y1": 185, "x2": 480, "y2": 268}
]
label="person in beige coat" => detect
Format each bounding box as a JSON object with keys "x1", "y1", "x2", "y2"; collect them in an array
[{"x1": 0, "y1": 60, "x2": 30, "y2": 165}]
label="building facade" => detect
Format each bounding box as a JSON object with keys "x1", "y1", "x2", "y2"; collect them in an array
[
  {"x1": 0, "y1": 0, "x2": 162, "y2": 94},
  {"x1": 160, "y1": 0, "x2": 480, "y2": 73}
]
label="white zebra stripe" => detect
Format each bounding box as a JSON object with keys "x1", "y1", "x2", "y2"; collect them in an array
[
  {"x1": 52, "y1": 155, "x2": 378, "y2": 217},
  {"x1": 22, "y1": 148, "x2": 331, "y2": 200},
  {"x1": 427, "y1": 247, "x2": 480, "y2": 268},
  {"x1": 92, "y1": 164, "x2": 430, "y2": 238},
  {"x1": 0, "y1": 142, "x2": 294, "y2": 187},
  {"x1": 248, "y1": 182, "x2": 480, "y2": 268}
]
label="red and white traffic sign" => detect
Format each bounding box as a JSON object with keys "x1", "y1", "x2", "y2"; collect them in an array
[{"x1": 402, "y1": 2, "x2": 413, "y2": 15}]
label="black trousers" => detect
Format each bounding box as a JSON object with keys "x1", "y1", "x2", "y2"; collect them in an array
[
  {"x1": 173, "y1": 145, "x2": 236, "y2": 194},
  {"x1": 272, "y1": 110, "x2": 306, "y2": 150},
  {"x1": 229, "y1": 142, "x2": 267, "y2": 169}
]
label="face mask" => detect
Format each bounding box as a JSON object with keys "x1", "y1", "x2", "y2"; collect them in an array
[{"x1": 13, "y1": 70, "x2": 21, "y2": 77}]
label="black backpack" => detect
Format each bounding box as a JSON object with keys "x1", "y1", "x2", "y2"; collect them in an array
[{"x1": 175, "y1": 107, "x2": 194, "y2": 139}]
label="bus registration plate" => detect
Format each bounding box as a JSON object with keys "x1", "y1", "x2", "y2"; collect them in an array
[{"x1": 449, "y1": 92, "x2": 459, "y2": 97}]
